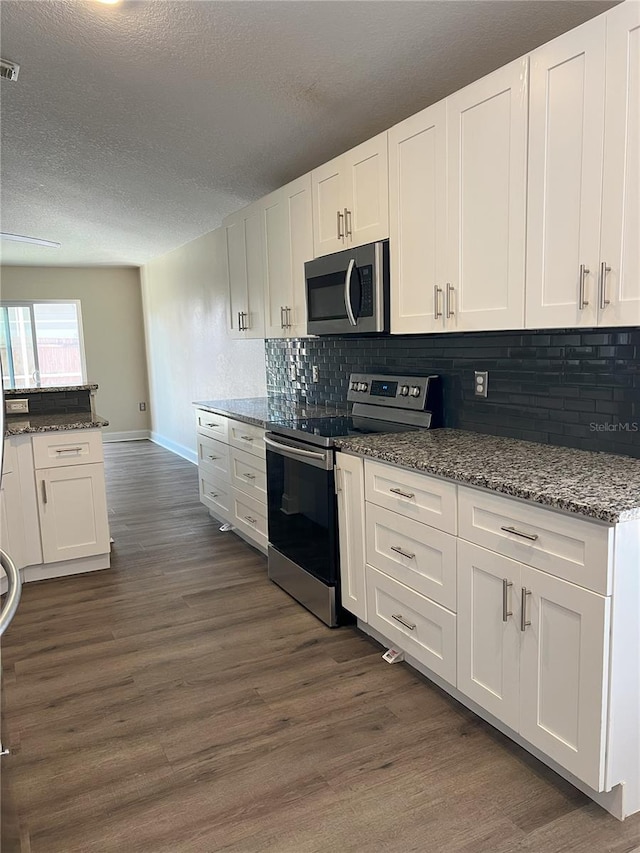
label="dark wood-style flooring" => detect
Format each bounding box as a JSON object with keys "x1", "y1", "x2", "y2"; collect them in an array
[{"x1": 2, "y1": 440, "x2": 640, "y2": 852}]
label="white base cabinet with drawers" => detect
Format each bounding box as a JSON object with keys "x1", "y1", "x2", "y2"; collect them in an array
[
  {"x1": 195, "y1": 409, "x2": 267, "y2": 555},
  {"x1": 0, "y1": 430, "x2": 111, "y2": 591},
  {"x1": 337, "y1": 453, "x2": 640, "y2": 821}
]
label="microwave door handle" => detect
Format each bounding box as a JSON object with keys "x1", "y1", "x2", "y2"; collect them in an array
[{"x1": 344, "y1": 258, "x2": 357, "y2": 326}]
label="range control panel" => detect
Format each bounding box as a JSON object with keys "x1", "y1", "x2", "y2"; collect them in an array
[{"x1": 347, "y1": 373, "x2": 438, "y2": 411}]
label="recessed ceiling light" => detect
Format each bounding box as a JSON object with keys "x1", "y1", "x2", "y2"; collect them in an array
[
  {"x1": 95, "y1": 0, "x2": 121, "y2": 5},
  {"x1": 1, "y1": 233, "x2": 61, "y2": 248}
]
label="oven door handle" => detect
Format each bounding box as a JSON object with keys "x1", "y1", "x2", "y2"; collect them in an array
[
  {"x1": 264, "y1": 435, "x2": 327, "y2": 461},
  {"x1": 344, "y1": 258, "x2": 357, "y2": 326}
]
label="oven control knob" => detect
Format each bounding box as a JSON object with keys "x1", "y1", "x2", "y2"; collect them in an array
[
  {"x1": 350, "y1": 381, "x2": 358, "y2": 391},
  {"x1": 410, "y1": 386, "x2": 421, "y2": 398},
  {"x1": 360, "y1": 382, "x2": 369, "y2": 392},
  {"x1": 400, "y1": 385, "x2": 409, "y2": 396}
]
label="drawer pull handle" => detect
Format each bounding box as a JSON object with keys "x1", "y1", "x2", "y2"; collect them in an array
[
  {"x1": 389, "y1": 487, "x2": 415, "y2": 500},
  {"x1": 240, "y1": 435, "x2": 254, "y2": 442},
  {"x1": 243, "y1": 473, "x2": 256, "y2": 480},
  {"x1": 206, "y1": 423, "x2": 221, "y2": 428},
  {"x1": 41, "y1": 479, "x2": 48, "y2": 504},
  {"x1": 502, "y1": 579, "x2": 513, "y2": 622},
  {"x1": 392, "y1": 613, "x2": 416, "y2": 631},
  {"x1": 208, "y1": 455, "x2": 219, "y2": 460},
  {"x1": 244, "y1": 515, "x2": 257, "y2": 525},
  {"x1": 55, "y1": 447, "x2": 83, "y2": 454},
  {"x1": 500, "y1": 525, "x2": 538, "y2": 542},
  {"x1": 209, "y1": 492, "x2": 219, "y2": 498},
  {"x1": 391, "y1": 545, "x2": 416, "y2": 560},
  {"x1": 520, "y1": 588, "x2": 531, "y2": 632}
]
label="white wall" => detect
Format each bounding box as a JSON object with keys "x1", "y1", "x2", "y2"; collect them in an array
[
  {"x1": 141, "y1": 228, "x2": 266, "y2": 461},
  {"x1": 0, "y1": 266, "x2": 150, "y2": 438}
]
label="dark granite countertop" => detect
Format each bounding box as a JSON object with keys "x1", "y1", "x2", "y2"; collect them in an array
[
  {"x1": 4, "y1": 384, "x2": 98, "y2": 394},
  {"x1": 335, "y1": 428, "x2": 640, "y2": 524},
  {"x1": 193, "y1": 397, "x2": 348, "y2": 428},
  {"x1": 4, "y1": 413, "x2": 109, "y2": 436}
]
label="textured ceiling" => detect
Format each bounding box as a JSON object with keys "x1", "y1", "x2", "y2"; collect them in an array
[{"x1": 0, "y1": 0, "x2": 617, "y2": 267}]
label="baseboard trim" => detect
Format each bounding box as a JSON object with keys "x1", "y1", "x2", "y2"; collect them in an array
[
  {"x1": 150, "y1": 431, "x2": 197, "y2": 464},
  {"x1": 21, "y1": 553, "x2": 111, "y2": 583},
  {"x1": 103, "y1": 430, "x2": 151, "y2": 443}
]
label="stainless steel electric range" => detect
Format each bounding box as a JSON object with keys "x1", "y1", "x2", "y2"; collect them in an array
[{"x1": 264, "y1": 373, "x2": 442, "y2": 627}]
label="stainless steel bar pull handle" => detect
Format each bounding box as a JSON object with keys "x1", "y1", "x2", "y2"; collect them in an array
[
  {"x1": 206, "y1": 422, "x2": 220, "y2": 428},
  {"x1": 389, "y1": 487, "x2": 415, "y2": 500},
  {"x1": 41, "y1": 479, "x2": 48, "y2": 504},
  {"x1": 240, "y1": 435, "x2": 254, "y2": 442},
  {"x1": 207, "y1": 455, "x2": 218, "y2": 460},
  {"x1": 244, "y1": 515, "x2": 257, "y2": 525},
  {"x1": 500, "y1": 525, "x2": 539, "y2": 542},
  {"x1": 237, "y1": 311, "x2": 242, "y2": 331},
  {"x1": 344, "y1": 208, "x2": 352, "y2": 239},
  {"x1": 446, "y1": 283, "x2": 455, "y2": 318},
  {"x1": 209, "y1": 492, "x2": 219, "y2": 498},
  {"x1": 280, "y1": 306, "x2": 286, "y2": 329},
  {"x1": 337, "y1": 210, "x2": 344, "y2": 240},
  {"x1": 434, "y1": 285, "x2": 443, "y2": 319},
  {"x1": 391, "y1": 545, "x2": 416, "y2": 560},
  {"x1": 286, "y1": 307, "x2": 292, "y2": 329},
  {"x1": 578, "y1": 264, "x2": 590, "y2": 309},
  {"x1": 392, "y1": 613, "x2": 416, "y2": 631},
  {"x1": 243, "y1": 473, "x2": 256, "y2": 480},
  {"x1": 502, "y1": 579, "x2": 513, "y2": 622},
  {"x1": 599, "y1": 261, "x2": 611, "y2": 309},
  {"x1": 520, "y1": 588, "x2": 531, "y2": 632},
  {"x1": 55, "y1": 447, "x2": 83, "y2": 454}
]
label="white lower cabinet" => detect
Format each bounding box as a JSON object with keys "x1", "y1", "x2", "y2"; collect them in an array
[
  {"x1": 336, "y1": 453, "x2": 367, "y2": 621},
  {"x1": 36, "y1": 462, "x2": 110, "y2": 564},
  {"x1": 195, "y1": 408, "x2": 267, "y2": 554}
]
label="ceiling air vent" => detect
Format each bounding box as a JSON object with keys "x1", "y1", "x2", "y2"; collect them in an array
[{"x1": 0, "y1": 59, "x2": 20, "y2": 82}]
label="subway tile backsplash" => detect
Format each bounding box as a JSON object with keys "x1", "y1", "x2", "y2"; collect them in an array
[{"x1": 265, "y1": 327, "x2": 640, "y2": 458}]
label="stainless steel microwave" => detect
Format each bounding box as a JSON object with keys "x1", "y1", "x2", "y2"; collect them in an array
[{"x1": 305, "y1": 240, "x2": 389, "y2": 335}]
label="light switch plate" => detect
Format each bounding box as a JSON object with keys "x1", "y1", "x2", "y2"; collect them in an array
[
  {"x1": 311, "y1": 365, "x2": 319, "y2": 383},
  {"x1": 6, "y1": 398, "x2": 29, "y2": 414},
  {"x1": 474, "y1": 371, "x2": 488, "y2": 398}
]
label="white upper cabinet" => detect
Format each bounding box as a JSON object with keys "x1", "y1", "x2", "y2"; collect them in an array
[
  {"x1": 312, "y1": 132, "x2": 389, "y2": 258},
  {"x1": 526, "y1": 17, "x2": 606, "y2": 328},
  {"x1": 599, "y1": 0, "x2": 640, "y2": 326},
  {"x1": 263, "y1": 174, "x2": 313, "y2": 338},
  {"x1": 225, "y1": 203, "x2": 265, "y2": 339},
  {"x1": 446, "y1": 58, "x2": 528, "y2": 332},
  {"x1": 389, "y1": 100, "x2": 447, "y2": 334}
]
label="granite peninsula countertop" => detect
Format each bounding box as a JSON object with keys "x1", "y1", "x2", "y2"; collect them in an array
[
  {"x1": 335, "y1": 428, "x2": 640, "y2": 524},
  {"x1": 193, "y1": 397, "x2": 348, "y2": 429},
  {"x1": 5, "y1": 413, "x2": 109, "y2": 436},
  {"x1": 4, "y1": 384, "x2": 98, "y2": 394}
]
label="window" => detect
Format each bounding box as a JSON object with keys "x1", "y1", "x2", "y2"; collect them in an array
[{"x1": 0, "y1": 300, "x2": 87, "y2": 389}]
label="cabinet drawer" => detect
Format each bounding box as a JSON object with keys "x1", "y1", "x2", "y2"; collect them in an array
[
  {"x1": 365, "y1": 460, "x2": 457, "y2": 534},
  {"x1": 366, "y1": 503, "x2": 456, "y2": 611},
  {"x1": 195, "y1": 409, "x2": 229, "y2": 442},
  {"x1": 197, "y1": 435, "x2": 230, "y2": 481},
  {"x1": 458, "y1": 487, "x2": 613, "y2": 595},
  {"x1": 366, "y1": 565, "x2": 456, "y2": 685},
  {"x1": 32, "y1": 429, "x2": 104, "y2": 469},
  {"x1": 228, "y1": 419, "x2": 265, "y2": 459},
  {"x1": 199, "y1": 473, "x2": 231, "y2": 522},
  {"x1": 230, "y1": 447, "x2": 267, "y2": 503},
  {"x1": 232, "y1": 488, "x2": 268, "y2": 552}
]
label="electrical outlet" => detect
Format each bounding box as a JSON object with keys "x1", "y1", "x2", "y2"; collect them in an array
[
  {"x1": 6, "y1": 398, "x2": 29, "y2": 414},
  {"x1": 139, "y1": 402, "x2": 147, "y2": 412},
  {"x1": 311, "y1": 365, "x2": 319, "y2": 383},
  {"x1": 288, "y1": 364, "x2": 296, "y2": 382},
  {"x1": 474, "y1": 371, "x2": 488, "y2": 398}
]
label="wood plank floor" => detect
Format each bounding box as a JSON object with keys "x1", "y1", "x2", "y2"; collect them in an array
[{"x1": 2, "y1": 440, "x2": 640, "y2": 853}]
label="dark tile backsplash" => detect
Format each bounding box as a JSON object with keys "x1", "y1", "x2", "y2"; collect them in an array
[
  {"x1": 5, "y1": 389, "x2": 93, "y2": 416},
  {"x1": 265, "y1": 327, "x2": 640, "y2": 458}
]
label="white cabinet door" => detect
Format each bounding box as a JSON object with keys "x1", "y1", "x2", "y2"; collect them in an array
[
  {"x1": 0, "y1": 470, "x2": 27, "y2": 572},
  {"x1": 37, "y1": 463, "x2": 110, "y2": 563},
  {"x1": 599, "y1": 1, "x2": 640, "y2": 326},
  {"x1": 285, "y1": 173, "x2": 313, "y2": 336},
  {"x1": 336, "y1": 453, "x2": 367, "y2": 621},
  {"x1": 225, "y1": 211, "x2": 248, "y2": 339},
  {"x1": 263, "y1": 187, "x2": 290, "y2": 338},
  {"x1": 519, "y1": 564, "x2": 610, "y2": 791},
  {"x1": 457, "y1": 541, "x2": 520, "y2": 731},
  {"x1": 389, "y1": 101, "x2": 447, "y2": 333},
  {"x1": 526, "y1": 17, "x2": 606, "y2": 328},
  {"x1": 447, "y1": 58, "x2": 528, "y2": 332},
  {"x1": 312, "y1": 154, "x2": 345, "y2": 257},
  {"x1": 342, "y1": 132, "x2": 389, "y2": 249},
  {"x1": 243, "y1": 204, "x2": 265, "y2": 339}
]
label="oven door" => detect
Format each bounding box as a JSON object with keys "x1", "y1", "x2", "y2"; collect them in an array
[
  {"x1": 305, "y1": 241, "x2": 387, "y2": 335},
  {"x1": 265, "y1": 434, "x2": 338, "y2": 585}
]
